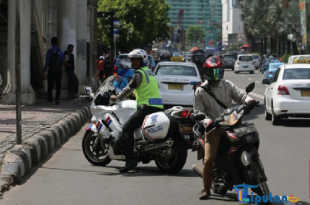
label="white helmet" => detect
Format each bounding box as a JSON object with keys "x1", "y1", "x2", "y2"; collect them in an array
[{"x1": 128, "y1": 49, "x2": 148, "y2": 66}]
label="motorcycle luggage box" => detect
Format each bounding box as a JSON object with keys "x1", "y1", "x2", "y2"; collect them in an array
[{"x1": 142, "y1": 112, "x2": 170, "y2": 141}]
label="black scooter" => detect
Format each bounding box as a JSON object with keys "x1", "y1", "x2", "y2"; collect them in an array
[{"x1": 192, "y1": 82, "x2": 270, "y2": 201}]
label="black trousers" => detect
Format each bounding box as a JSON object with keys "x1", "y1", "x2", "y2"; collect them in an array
[
  {"x1": 122, "y1": 105, "x2": 163, "y2": 161},
  {"x1": 99, "y1": 71, "x2": 105, "y2": 83},
  {"x1": 47, "y1": 70, "x2": 62, "y2": 101}
]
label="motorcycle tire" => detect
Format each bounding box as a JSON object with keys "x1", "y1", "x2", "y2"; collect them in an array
[
  {"x1": 155, "y1": 137, "x2": 187, "y2": 174},
  {"x1": 82, "y1": 130, "x2": 111, "y2": 166},
  {"x1": 247, "y1": 155, "x2": 271, "y2": 204}
]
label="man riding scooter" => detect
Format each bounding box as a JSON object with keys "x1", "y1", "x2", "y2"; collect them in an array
[{"x1": 194, "y1": 56, "x2": 256, "y2": 199}]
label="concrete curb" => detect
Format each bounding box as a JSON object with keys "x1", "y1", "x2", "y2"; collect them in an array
[{"x1": 0, "y1": 106, "x2": 91, "y2": 196}]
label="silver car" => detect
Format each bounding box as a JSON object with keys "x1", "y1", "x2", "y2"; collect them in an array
[{"x1": 250, "y1": 54, "x2": 261, "y2": 69}]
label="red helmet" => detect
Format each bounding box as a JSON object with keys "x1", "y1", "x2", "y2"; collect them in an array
[{"x1": 202, "y1": 56, "x2": 224, "y2": 80}]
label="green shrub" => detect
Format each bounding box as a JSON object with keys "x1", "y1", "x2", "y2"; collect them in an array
[{"x1": 281, "y1": 53, "x2": 293, "y2": 63}]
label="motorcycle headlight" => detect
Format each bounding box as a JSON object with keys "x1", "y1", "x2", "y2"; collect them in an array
[{"x1": 223, "y1": 110, "x2": 244, "y2": 126}]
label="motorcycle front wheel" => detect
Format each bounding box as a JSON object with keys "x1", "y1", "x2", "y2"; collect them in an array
[
  {"x1": 82, "y1": 130, "x2": 111, "y2": 166},
  {"x1": 247, "y1": 155, "x2": 271, "y2": 204},
  {"x1": 155, "y1": 137, "x2": 187, "y2": 174}
]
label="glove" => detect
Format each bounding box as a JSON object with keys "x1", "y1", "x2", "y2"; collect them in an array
[
  {"x1": 205, "y1": 121, "x2": 220, "y2": 132},
  {"x1": 247, "y1": 100, "x2": 257, "y2": 110}
]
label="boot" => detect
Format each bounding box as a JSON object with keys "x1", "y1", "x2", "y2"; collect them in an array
[{"x1": 119, "y1": 160, "x2": 138, "y2": 173}]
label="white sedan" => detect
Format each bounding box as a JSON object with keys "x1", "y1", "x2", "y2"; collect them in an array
[
  {"x1": 234, "y1": 55, "x2": 255, "y2": 74},
  {"x1": 154, "y1": 62, "x2": 202, "y2": 106},
  {"x1": 262, "y1": 64, "x2": 310, "y2": 125}
]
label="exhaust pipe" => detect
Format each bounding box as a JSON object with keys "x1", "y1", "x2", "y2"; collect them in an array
[
  {"x1": 192, "y1": 164, "x2": 203, "y2": 178},
  {"x1": 140, "y1": 140, "x2": 174, "y2": 154}
]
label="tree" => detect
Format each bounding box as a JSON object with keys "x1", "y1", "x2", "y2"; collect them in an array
[
  {"x1": 97, "y1": 0, "x2": 170, "y2": 52},
  {"x1": 186, "y1": 25, "x2": 205, "y2": 47}
]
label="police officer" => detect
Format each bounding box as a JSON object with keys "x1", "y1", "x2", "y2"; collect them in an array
[{"x1": 110, "y1": 49, "x2": 163, "y2": 173}]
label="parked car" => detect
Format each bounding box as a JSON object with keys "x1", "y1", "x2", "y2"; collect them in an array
[
  {"x1": 263, "y1": 62, "x2": 285, "y2": 82},
  {"x1": 234, "y1": 55, "x2": 255, "y2": 74},
  {"x1": 262, "y1": 64, "x2": 310, "y2": 125},
  {"x1": 222, "y1": 54, "x2": 237, "y2": 70},
  {"x1": 154, "y1": 61, "x2": 202, "y2": 106},
  {"x1": 113, "y1": 54, "x2": 156, "y2": 83},
  {"x1": 259, "y1": 56, "x2": 280, "y2": 74},
  {"x1": 250, "y1": 54, "x2": 261, "y2": 69},
  {"x1": 159, "y1": 50, "x2": 171, "y2": 61}
]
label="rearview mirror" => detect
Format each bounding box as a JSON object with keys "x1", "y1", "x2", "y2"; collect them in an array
[
  {"x1": 261, "y1": 79, "x2": 269, "y2": 85},
  {"x1": 194, "y1": 114, "x2": 205, "y2": 121},
  {"x1": 245, "y1": 82, "x2": 255, "y2": 93}
]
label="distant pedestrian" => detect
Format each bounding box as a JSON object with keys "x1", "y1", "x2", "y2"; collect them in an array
[
  {"x1": 97, "y1": 56, "x2": 105, "y2": 83},
  {"x1": 64, "y1": 44, "x2": 79, "y2": 99},
  {"x1": 43, "y1": 37, "x2": 64, "y2": 105},
  {"x1": 104, "y1": 57, "x2": 112, "y2": 79}
]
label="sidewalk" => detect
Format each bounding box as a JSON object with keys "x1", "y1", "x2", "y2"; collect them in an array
[{"x1": 0, "y1": 97, "x2": 91, "y2": 197}]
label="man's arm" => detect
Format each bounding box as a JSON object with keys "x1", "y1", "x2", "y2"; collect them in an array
[
  {"x1": 229, "y1": 80, "x2": 253, "y2": 104},
  {"x1": 193, "y1": 89, "x2": 213, "y2": 127},
  {"x1": 64, "y1": 54, "x2": 72, "y2": 67},
  {"x1": 114, "y1": 72, "x2": 142, "y2": 101},
  {"x1": 44, "y1": 49, "x2": 51, "y2": 72}
]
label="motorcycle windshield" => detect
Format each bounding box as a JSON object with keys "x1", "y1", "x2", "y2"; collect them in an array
[{"x1": 93, "y1": 75, "x2": 128, "y2": 106}]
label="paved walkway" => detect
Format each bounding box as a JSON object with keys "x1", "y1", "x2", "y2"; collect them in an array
[{"x1": 0, "y1": 97, "x2": 92, "y2": 196}]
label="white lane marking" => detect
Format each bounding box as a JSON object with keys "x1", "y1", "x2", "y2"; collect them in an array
[
  {"x1": 256, "y1": 81, "x2": 261, "y2": 84},
  {"x1": 241, "y1": 75, "x2": 245, "y2": 77},
  {"x1": 241, "y1": 89, "x2": 264, "y2": 99},
  {"x1": 248, "y1": 78, "x2": 252, "y2": 80}
]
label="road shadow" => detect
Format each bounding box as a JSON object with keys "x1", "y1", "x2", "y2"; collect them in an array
[
  {"x1": 97, "y1": 165, "x2": 199, "y2": 178},
  {"x1": 279, "y1": 119, "x2": 310, "y2": 128}
]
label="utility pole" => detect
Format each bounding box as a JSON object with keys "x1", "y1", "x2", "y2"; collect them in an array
[{"x1": 15, "y1": 1, "x2": 22, "y2": 144}]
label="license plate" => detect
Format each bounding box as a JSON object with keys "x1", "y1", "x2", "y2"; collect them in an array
[
  {"x1": 234, "y1": 123, "x2": 256, "y2": 136},
  {"x1": 301, "y1": 90, "x2": 310, "y2": 96},
  {"x1": 243, "y1": 66, "x2": 248, "y2": 68},
  {"x1": 168, "y1": 84, "x2": 183, "y2": 90},
  {"x1": 178, "y1": 124, "x2": 193, "y2": 133}
]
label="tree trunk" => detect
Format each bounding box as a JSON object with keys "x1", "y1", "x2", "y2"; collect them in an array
[
  {"x1": 287, "y1": 39, "x2": 291, "y2": 54},
  {"x1": 251, "y1": 36, "x2": 256, "y2": 52},
  {"x1": 292, "y1": 41, "x2": 299, "y2": 54},
  {"x1": 278, "y1": 36, "x2": 281, "y2": 56},
  {"x1": 261, "y1": 38, "x2": 264, "y2": 55},
  {"x1": 264, "y1": 36, "x2": 267, "y2": 54},
  {"x1": 282, "y1": 33, "x2": 286, "y2": 55},
  {"x1": 271, "y1": 37, "x2": 274, "y2": 54}
]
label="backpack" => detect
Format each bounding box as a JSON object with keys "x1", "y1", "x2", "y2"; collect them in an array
[{"x1": 48, "y1": 49, "x2": 62, "y2": 71}]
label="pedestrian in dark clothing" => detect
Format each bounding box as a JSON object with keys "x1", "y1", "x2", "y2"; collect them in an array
[
  {"x1": 44, "y1": 37, "x2": 64, "y2": 105},
  {"x1": 104, "y1": 57, "x2": 112, "y2": 79},
  {"x1": 64, "y1": 44, "x2": 79, "y2": 99}
]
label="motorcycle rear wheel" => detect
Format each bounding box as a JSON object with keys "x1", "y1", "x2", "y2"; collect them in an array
[
  {"x1": 248, "y1": 155, "x2": 271, "y2": 204},
  {"x1": 155, "y1": 138, "x2": 187, "y2": 174},
  {"x1": 82, "y1": 131, "x2": 111, "y2": 166}
]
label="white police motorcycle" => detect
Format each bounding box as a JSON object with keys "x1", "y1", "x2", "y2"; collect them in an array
[{"x1": 82, "y1": 76, "x2": 189, "y2": 173}]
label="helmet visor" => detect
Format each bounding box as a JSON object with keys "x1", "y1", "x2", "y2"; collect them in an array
[{"x1": 205, "y1": 67, "x2": 223, "y2": 80}]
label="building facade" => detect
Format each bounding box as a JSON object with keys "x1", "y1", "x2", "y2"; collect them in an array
[
  {"x1": 165, "y1": 0, "x2": 222, "y2": 47},
  {"x1": 222, "y1": 0, "x2": 245, "y2": 46},
  {"x1": 0, "y1": 0, "x2": 98, "y2": 105}
]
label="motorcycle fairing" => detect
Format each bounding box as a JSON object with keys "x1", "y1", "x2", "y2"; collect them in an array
[{"x1": 86, "y1": 124, "x2": 99, "y2": 133}]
